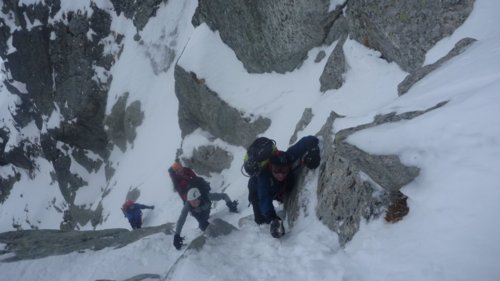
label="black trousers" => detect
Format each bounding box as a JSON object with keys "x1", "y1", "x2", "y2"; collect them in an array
[
  {"x1": 248, "y1": 176, "x2": 267, "y2": 224},
  {"x1": 191, "y1": 209, "x2": 210, "y2": 231}
]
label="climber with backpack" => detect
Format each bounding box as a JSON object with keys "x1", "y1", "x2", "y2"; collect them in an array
[
  {"x1": 243, "y1": 135, "x2": 321, "y2": 238},
  {"x1": 168, "y1": 161, "x2": 238, "y2": 212},
  {"x1": 173, "y1": 186, "x2": 238, "y2": 250},
  {"x1": 121, "y1": 199, "x2": 155, "y2": 230},
  {"x1": 168, "y1": 161, "x2": 199, "y2": 201}
]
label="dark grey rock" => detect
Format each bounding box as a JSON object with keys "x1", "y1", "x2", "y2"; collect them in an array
[
  {"x1": 48, "y1": 9, "x2": 112, "y2": 155},
  {"x1": 124, "y1": 101, "x2": 145, "y2": 145},
  {"x1": 0, "y1": 127, "x2": 8, "y2": 165},
  {"x1": 317, "y1": 152, "x2": 390, "y2": 246},
  {"x1": 324, "y1": 14, "x2": 349, "y2": 46},
  {"x1": 335, "y1": 142, "x2": 419, "y2": 193},
  {"x1": 187, "y1": 218, "x2": 237, "y2": 251},
  {"x1": 346, "y1": 0, "x2": 474, "y2": 72},
  {"x1": 7, "y1": 26, "x2": 54, "y2": 116},
  {"x1": 105, "y1": 93, "x2": 145, "y2": 152},
  {"x1": 312, "y1": 106, "x2": 438, "y2": 245},
  {"x1": 1, "y1": 0, "x2": 60, "y2": 30},
  {"x1": 1, "y1": 3, "x2": 115, "y2": 170},
  {"x1": 38, "y1": 134, "x2": 104, "y2": 228},
  {"x1": 51, "y1": 149, "x2": 87, "y2": 203},
  {"x1": 192, "y1": 0, "x2": 332, "y2": 73},
  {"x1": 71, "y1": 148, "x2": 104, "y2": 174},
  {"x1": 0, "y1": 18, "x2": 10, "y2": 56},
  {"x1": 398, "y1": 37, "x2": 477, "y2": 95},
  {"x1": 181, "y1": 145, "x2": 233, "y2": 177},
  {"x1": 289, "y1": 108, "x2": 314, "y2": 145},
  {"x1": 284, "y1": 167, "x2": 310, "y2": 230},
  {"x1": 314, "y1": 51, "x2": 326, "y2": 63},
  {"x1": 174, "y1": 65, "x2": 270, "y2": 147},
  {"x1": 320, "y1": 34, "x2": 348, "y2": 92},
  {"x1": 335, "y1": 101, "x2": 449, "y2": 142},
  {"x1": 110, "y1": 0, "x2": 165, "y2": 31},
  {"x1": 314, "y1": 112, "x2": 391, "y2": 246},
  {"x1": 143, "y1": 41, "x2": 176, "y2": 75},
  {"x1": 70, "y1": 203, "x2": 105, "y2": 228},
  {"x1": 105, "y1": 162, "x2": 116, "y2": 182},
  {"x1": 0, "y1": 172, "x2": 21, "y2": 204},
  {"x1": 1, "y1": 139, "x2": 40, "y2": 172},
  {"x1": 123, "y1": 274, "x2": 162, "y2": 281},
  {"x1": 0, "y1": 223, "x2": 174, "y2": 262}
]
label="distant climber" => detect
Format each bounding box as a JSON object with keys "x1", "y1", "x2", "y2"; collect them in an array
[
  {"x1": 245, "y1": 135, "x2": 320, "y2": 238},
  {"x1": 121, "y1": 199, "x2": 154, "y2": 230},
  {"x1": 173, "y1": 186, "x2": 238, "y2": 250}
]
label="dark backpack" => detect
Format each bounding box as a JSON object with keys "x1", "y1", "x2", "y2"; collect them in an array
[
  {"x1": 242, "y1": 137, "x2": 276, "y2": 176},
  {"x1": 188, "y1": 176, "x2": 211, "y2": 197},
  {"x1": 169, "y1": 167, "x2": 210, "y2": 201}
]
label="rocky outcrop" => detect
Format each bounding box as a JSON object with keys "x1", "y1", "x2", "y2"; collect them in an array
[
  {"x1": 311, "y1": 111, "x2": 415, "y2": 245},
  {"x1": 398, "y1": 37, "x2": 477, "y2": 95},
  {"x1": 110, "y1": 0, "x2": 166, "y2": 31},
  {"x1": 346, "y1": 0, "x2": 474, "y2": 72},
  {"x1": 181, "y1": 145, "x2": 233, "y2": 177},
  {"x1": 0, "y1": 223, "x2": 173, "y2": 262},
  {"x1": 174, "y1": 65, "x2": 270, "y2": 148},
  {"x1": 289, "y1": 108, "x2": 314, "y2": 145},
  {"x1": 311, "y1": 101, "x2": 448, "y2": 245},
  {"x1": 319, "y1": 12, "x2": 349, "y2": 92},
  {"x1": 0, "y1": 1, "x2": 123, "y2": 229},
  {"x1": 320, "y1": 34, "x2": 349, "y2": 92},
  {"x1": 48, "y1": 8, "x2": 113, "y2": 155},
  {"x1": 105, "y1": 92, "x2": 145, "y2": 152},
  {"x1": 192, "y1": 0, "x2": 334, "y2": 73},
  {"x1": 2, "y1": 1, "x2": 115, "y2": 156},
  {"x1": 0, "y1": 172, "x2": 20, "y2": 204}
]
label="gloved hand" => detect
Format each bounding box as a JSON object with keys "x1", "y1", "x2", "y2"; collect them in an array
[
  {"x1": 303, "y1": 145, "x2": 320, "y2": 169},
  {"x1": 173, "y1": 234, "x2": 184, "y2": 250},
  {"x1": 226, "y1": 200, "x2": 238, "y2": 213},
  {"x1": 149, "y1": 205, "x2": 155, "y2": 210}
]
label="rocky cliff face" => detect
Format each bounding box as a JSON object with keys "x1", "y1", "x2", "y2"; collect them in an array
[
  {"x1": 192, "y1": 0, "x2": 333, "y2": 74},
  {"x1": 0, "y1": 1, "x2": 142, "y2": 228},
  {"x1": 347, "y1": 0, "x2": 474, "y2": 72},
  {"x1": 175, "y1": 0, "x2": 474, "y2": 245},
  {"x1": 0, "y1": 0, "x2": 474, "y2": 246}
]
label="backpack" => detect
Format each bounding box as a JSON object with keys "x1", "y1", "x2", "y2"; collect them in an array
[
  {"x1": 187, "y1": 176, "x2": 211, "y2": 198},
  {"x1": 242, "y1": 137, "x2": 276, "y2": 176},
  {"x1": 169, "y1": 167, "x2": 200, "y2": 201}
]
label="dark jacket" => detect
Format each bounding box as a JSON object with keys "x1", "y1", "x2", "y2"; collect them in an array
[
  {"x1": 255, "y1": 135, "x2": 319, "y2": 221},
  {"x1": 175, "y1": 195, "x2": 212, "y2": 235}
]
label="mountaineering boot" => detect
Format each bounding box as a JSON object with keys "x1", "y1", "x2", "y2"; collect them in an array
[
  {"x1": 226, "y1": 200, "x2": 239, "y2": 213},
  {"x1": 270, "y1": 218, "x2": 285, "y2": 238}
]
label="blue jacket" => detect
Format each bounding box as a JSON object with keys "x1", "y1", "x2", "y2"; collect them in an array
[
  {"x1": 256, "y1": 135, "x2": 319, "y2": 220},
  {"x1": 124, "y1": 203, "x2": 150, "y2": 226}
]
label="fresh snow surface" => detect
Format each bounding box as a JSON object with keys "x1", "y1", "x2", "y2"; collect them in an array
[{"x1": 1, "y1": 0, "x2": 499, "y2": 280}]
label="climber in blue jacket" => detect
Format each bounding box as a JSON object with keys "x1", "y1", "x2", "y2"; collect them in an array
[
  {"x1": 250, "y1": 135, "x2": 321, "y2": 238},
  {"x1": 121, "y1": 199, "x2": 154, "y2": 229}
]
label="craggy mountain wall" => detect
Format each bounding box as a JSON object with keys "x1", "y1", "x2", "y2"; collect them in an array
[
  {"x1": 176, "y1": 0, "x2": 474, "y2": 245},
  {"x1": 0, "y1": 0, "x2": 474, "y2": 245}
]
